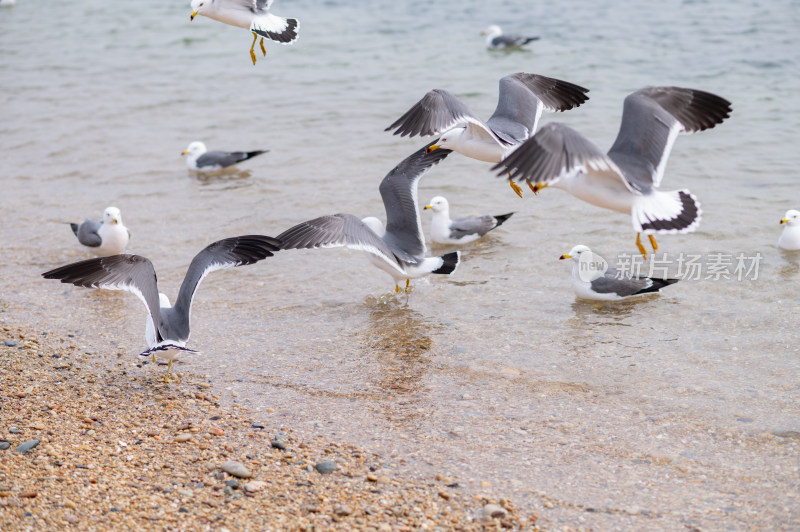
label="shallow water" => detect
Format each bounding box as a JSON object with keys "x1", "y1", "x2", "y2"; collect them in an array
[{"x1": 2, "y1": 0, "x2": 800, "y2": 528}]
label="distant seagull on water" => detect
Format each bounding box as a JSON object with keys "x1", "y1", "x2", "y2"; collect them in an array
[
  {"x1": 42, "y1": 235, "x2": 281, "y2": 382},
  {"x1": 481, "y1": 25, "x2": 539, "y2": 50},
  {"x1": 385, "y1": 72, "x2": 589, "y2": 198},
  {"x1": 182, "y1": 141, "x2": 269, "y2": 171},
  {"x1": 189, "y1": 0, "x2": 298, "y2": 65},
  {"x1": 277, "y1": 142, "x2": 460, "y2": 293},
  {"x1": 778, "y1": 210, "x2": 800, "y2": 251},
  {"x1": 494, "y1": 86, "x2": 732, "y2": 257},
  {"x1": 70, "y1": 206, "x2": 130, "y2": 257},
  {"x1": 424, "y1": 196, "x2": 513, "y2": 245}
]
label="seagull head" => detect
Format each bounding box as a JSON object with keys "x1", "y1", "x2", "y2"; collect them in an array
[
  {"x1": 481, "y1": 25, "x2": 502, "y2": 37},
  {"x1": 780, "y1": 209, "x2": 800, "y2": 226},
  {"x1": 189, "y1": 0, "x2": 206, "y2": 20},
  {"x1": 426, "y1": 129, "x2": 464, "y2": 153},
  {"x1": 560, "y1": 244, "x2": 591, "y2": 261},
  {"x1": 103, "y1": 206, "x2": 123, "y2": 225},
  {"x1": 424, "y1": 196, "x2": 449, "y2": 214},
  {"x1": 182, "y1": 141, "x2": 207, "y2": 158}
]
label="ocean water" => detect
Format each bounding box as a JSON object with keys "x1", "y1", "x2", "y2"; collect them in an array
[{"x1": 1, "y1": 0, "x2": 799, "y2": 528}]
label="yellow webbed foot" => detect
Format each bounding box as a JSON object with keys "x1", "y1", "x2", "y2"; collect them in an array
[
  {"x1": 509, "y1": 180, "x2": 523, "y2": 198},
  {"x1": 161, "y1": 360, "x2": 174, "y2": 384}
]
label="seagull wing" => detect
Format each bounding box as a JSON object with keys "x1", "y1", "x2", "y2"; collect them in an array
[{"x1": 385, "y1": 89, "x2": 492, "y2": 138}]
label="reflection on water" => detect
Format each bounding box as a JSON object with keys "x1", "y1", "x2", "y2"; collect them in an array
[
  {"x1": 190, "y1": 168, "x2": 254, "y2": 191},
  {"x1": 777, "y1": 249, "x2": 800, "y2": 279}
]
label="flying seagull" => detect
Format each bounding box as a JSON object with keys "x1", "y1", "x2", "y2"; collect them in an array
[
  {"x1": 70, "y1": 206, "x2": 130, "y2": 257},
  {"x1": 424, "y1": 196, "x2": 514, "y2": 245},
  {"x1": 481, "y1": 25, "x2": 540, "y2": 50},
  {"x1": 277, "y1": 142, "x2": 460, "y2": 293},
  {"x1": 182, "y1": 141, "x2": 269, "y2": 171},
  {"x1": 559, "y1": 245, "x2": 678, "y2": 301},
  {"x1": 42, "y1": 235, "x2": 281, "y2": 381},
  {"x1": 779, "y1": 209, "x2": 800, "y2": 251},
  {"x1": 385, "y1": 72, "x2": 589, "y2": 197},
  {"x1": 494, "y1": 86, "x2": 732, "y2": 256},
  {"x1": 189, "y1": 0, "x2": 299, "y2": 65}
]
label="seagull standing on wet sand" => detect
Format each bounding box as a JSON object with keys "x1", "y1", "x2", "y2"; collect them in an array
[
  {"x1": 424, "y1": 196, "x2": 514, "y2": 245},
  {"x1": 560, "y1": 245, "x2": 678, "y2": 301},
  {"x1": 70, "y1": 206, "x2": 130, "y2": 257},
  {"x1": 481, "y1": 25, "x2": 539, "y2": 50},
  {"x1": 385, "y1": 72, "x2": 589, "y2": 198},
  {"x1": 42, "y1": 235, "x2": 281, "y2": 382},
  {"x1": 494, "y1": 86, "x2": 732, "y2": 257},
  {"x1": 182, "y1": 141, "x2": 269, "y2": 171},
  {"x1": 189, "y1": 0, "x2": 299, "y2": 65}
]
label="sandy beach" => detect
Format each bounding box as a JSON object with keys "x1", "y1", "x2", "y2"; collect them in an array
[{"x1": 0, "y1": 320, "x2": 534, "y2": 531}]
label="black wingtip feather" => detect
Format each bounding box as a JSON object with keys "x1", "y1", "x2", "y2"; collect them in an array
[
  {"x1": 432, "y1": 251, "x2": 460, "y2": 275},
  {"x1": 635, "y1": 278, "x2": 678, "y2": 295}
]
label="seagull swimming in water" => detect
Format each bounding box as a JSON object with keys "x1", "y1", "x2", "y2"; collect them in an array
[
  {"x1": 559, "y1": 245, "x2": 678, "y2": 301},
  {"x1": 778, "y1": 209, "x2": 800, "y2": 251},
  {"x1": 481, "y1": 25, "x2": 539, "y2": 50},
  {"x1": 70, "y1": 206, "x2": 130, "y2": 257},
  {"x1": 494, "y1": 86, "x2": 732, "y2": 257},
  {"x1": 276, "y1": 142, "x2": 460, "y2": 293},
  {"x1": 385, "y1": 72, "x2": 589, "y2": 198},
  {"x1": 424, "y1": 196, "x2": 514, "y2": 245},
  {"x1": 182, "y1": 141, "x2": 269, "y2": 171},
  {"x1": 189, "y1": 0, "x2": 298, "y2": 65},
  {"x1": 42, "y1": 235, "x2": 281, "y2": 382}
]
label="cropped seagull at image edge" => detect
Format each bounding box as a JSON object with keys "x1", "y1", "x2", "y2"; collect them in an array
[
  {"x1": 190, "y1": 0, "x2": 299, "y2": 65},
  {"x1": 182, "y1": 141, "x2": 269, "y2": 171},
  {"x1": 560, "y1": 245, "x2": 678, "y2": 301},
  {"x1": 276, "y1": 142, "x2": 460, "y2": 293},
  {"x1": 42, "y1": 235, "x2": 281, "y2": 382},
  {"x1": 70, "y1": 206, "x2": 130, "y2": 257},
  {"x1": 494, "y1": 86, "x2": 732, "y2": 257},
  {"x1": 778, "y1": 209, "x2": 800, "y2": 250},
  {"x1": 385, "y1": 72, "x2": 589, "y2": 197}
]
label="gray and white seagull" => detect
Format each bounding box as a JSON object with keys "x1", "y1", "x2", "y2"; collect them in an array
[
  {"x1": 182, "y1": 141, "x2": 269, "y2": 172},
  {"x1": 190, "y1": 0, "x2": 299, "y2": 65},
  {"x1": 277, "y1": 142, "x2": 460, "y2": 293},
  {"x1": 70, "y1": 206, "x2": 130, "y2": 257},
  {"x1": 42, "y1": 235, "x2": 281, "y2": 382},
  {"x1": 424, "y1": 196, "x2": 513, "y2": 245},
  {"x1": 385, "y1": 72, "x2": 589, "y2": 197},
  {"x1": 494, "y1": 86, "x2": 732, "y2": 256},
  {"x1": 481, "y1": 25, "x2": 540, "y2": 50}
]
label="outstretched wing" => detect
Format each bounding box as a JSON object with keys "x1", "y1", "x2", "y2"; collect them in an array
[
  {"x1": 42, "y1": 254, "x2": 161, "y2": 340},
  {"x1": 607, "y1": 86, "x2": 731, "y2": 190},
  {"x1": 385, "y1": 89, "x2": 493, "y2": 139}
]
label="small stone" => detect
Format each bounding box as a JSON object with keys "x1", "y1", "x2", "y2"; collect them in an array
[
  {"x1": 438, "y1": 489, "x2": 450, "y2": 500},
  {"x1": 4, "y1": 340, "x2": 16, "y2": 347},
  {"x1": 17, "y1": 439, "x2": 40, "y2": 454},
  {"x1": 543, "y1": 501, "x2": 554, "y2": 509},
  {"x1": 333, "y1": 504, "x2": 352, "y2": 516},
  {"x1": 9, "y1": 426, "x2": 22, "y2": 434},
  {"x1": 174, "y1": 433, "x2": 192, "y2": 443},
  {"x1": 251, "y1": 423, "x2": 265, "y2": 429},
  {"x1": 315, "y1": 460, "x2": 337, "y2": 474},
  {"x1": 208, "y1": 427, "x2": 224, "y2": 436},
  {"x1": 366, "y1": 473, "x2": 378, "y2": 482},
  {"x1": 225, "y1": 479, "x2": 239, "y2": 489},
  {"x1": 21, "y1": 491, "x2": 37, "y2": 498},
  {"x1": 220, "y1": 461, "x2": 252, "y2": 479},
  {"x1": 271, "y1": 440, "x2": 286, "y2": 451},
  {"x1": 0, "y1": 442, "x2": 10, "y2": 451},
  {"x1": 482, "y1": 504, "x2": 507, "y2": 521},
  {"x1": 243, "y1": 481, "x2": 266, "y2": 493},
  {"x1": 110, "y1": 507, "x2": 121, "y2": 512}
]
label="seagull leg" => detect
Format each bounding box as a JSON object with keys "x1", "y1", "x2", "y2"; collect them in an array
[
  {"x1": 648, "y1": 234, "x2": 658, "y2": 252},
  {"x1": 506, "y1": 171, "x2": 523, "y2": 198},
  {"x1": 161, "y1": 360, "x2": 174, "y2": 383},
  {"x1": 260, "y1": 37, "x2": 267, "y2": 56},
  {"x1": 249, "y1": 32, "x2": 258, "y2": 65},
  {"x1": 395, "y1": 284, "x2": 400, "y2": 293},
  {"x1": 635, "y1": 233, "x2": 648, "y2": 259},
  {"x1": 404, "y1": 279, "x2": 411, "y2": 292}
]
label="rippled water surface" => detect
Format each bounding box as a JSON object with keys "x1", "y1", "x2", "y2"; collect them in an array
[{"x1": 2, "y1": 0, "x2": 799, "y2": 528}]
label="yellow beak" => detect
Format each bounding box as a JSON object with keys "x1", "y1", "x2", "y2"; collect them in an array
[
  {"x1": 190, "y1": 11, "x2": 197, "y2": 20},
  {"x1": 559, "y1": 254, "x2": 571, "y2": 260},
  {"x1": 424, "y1": 205, "x2": 432, "y2": 210},
  {"x1": 181, "y1": 150, "x2": 190, "y2": 155},
  {"x1": 112, "y1": 218, "x2": 119, "y2": 224},
  {"x1": 425, "y1": 144, "x2": 441, "y2": 154},
  {"x1": 780, "y1": 218, "x2": 788, "y2": 224}
]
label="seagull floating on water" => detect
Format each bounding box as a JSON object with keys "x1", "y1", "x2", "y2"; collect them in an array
[
  {"x1": 559, "y1": 245, "x2": 678, "y2": 301},
  {"x1": 778, "y1": 210, "x2": 800, "y2": 251},
  {"x1": 277, "y1": 142, "x2": 460, "y2": 293},
  {"x1": 481, "y1": 25, "x2": 539, "y2": 50},
  {"x1": 182, "y1": 141, "x2": 269, "y2": 171},
  {"x1": 424, "y1": 196, "x2": 513, "y2": 245},
  {"x1": 189, "y1": 0, "x2": 298, "y2": 65},
  {"x1": 385, "y1": 72, "x2": 589, "y2": 197},
  {"x1": 42, "y1": 235, "x2": 281, "y2": 382},
  {"x1": 70, "y1": 206, "x2": 130, "y2": 257},
  {"x1": 494, "y1": 86, "x2": 732, "y2": 257}
]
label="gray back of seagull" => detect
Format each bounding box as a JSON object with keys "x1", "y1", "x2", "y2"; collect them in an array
[
  {"x1": 73, "y1": 219, "x2": 103, "y2": 247},
  {"x1": 448, "y1": 216, "x2": 496, "y2": 239},
  {"x1": 590, "y1": 269, "x2": 651, "y2": 297}
]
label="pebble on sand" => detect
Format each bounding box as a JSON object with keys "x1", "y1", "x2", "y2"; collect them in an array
[
  {"x1": 221, "y1": 461, "x2": 252, "y2": 479},
  {"x1": 315, "y1": 460, "x2": 337, "y2": 474},
  {"x1": 0, "y1": 442, "x2": 11, "y2": 450},
  {"x1": 481, "y1": 503, "x2": 507, "y2": 521},
  {"x1": 17, "y1": 439, "x2": 40, "y2": 454}
]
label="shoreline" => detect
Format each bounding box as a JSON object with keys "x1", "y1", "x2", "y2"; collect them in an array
[{"x1": 0, "y1": 320, "x2": 536, "y2": 530}]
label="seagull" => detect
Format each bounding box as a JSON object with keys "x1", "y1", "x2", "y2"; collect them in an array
[
  {"x1": 182, "y1": 141, "x2": 269, "y2": 171},
  {"x1": 189, "y1": 0, "x2": 299, "y2": 65},
  {"x1": 494, "y1": 86, "x2": 732, "y2": 257},
  {"x1": 778, "y1": 209, "x2": 800, "y2": 251},
  {"x1": 559, "y1": 245, "x2": 678, "y2": 301},
  {"x1": 42, "y1": 235, "x2": 281, "y2": 382},
  {"x1": 70, "y1": 206, "x2": 130, "y2": 257},
  {"x1": 385, "y1": 72, "x2": 589, "y2": 197},
  {"x1": 481, "y1": 25, "x2": 540, "y2": 50},
  {"x1": 276, "y1": 142, "x2": 460, "y2": 293},
  {"x1": 424, "y1": 196, "x2": 514, "y2": 245}
]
